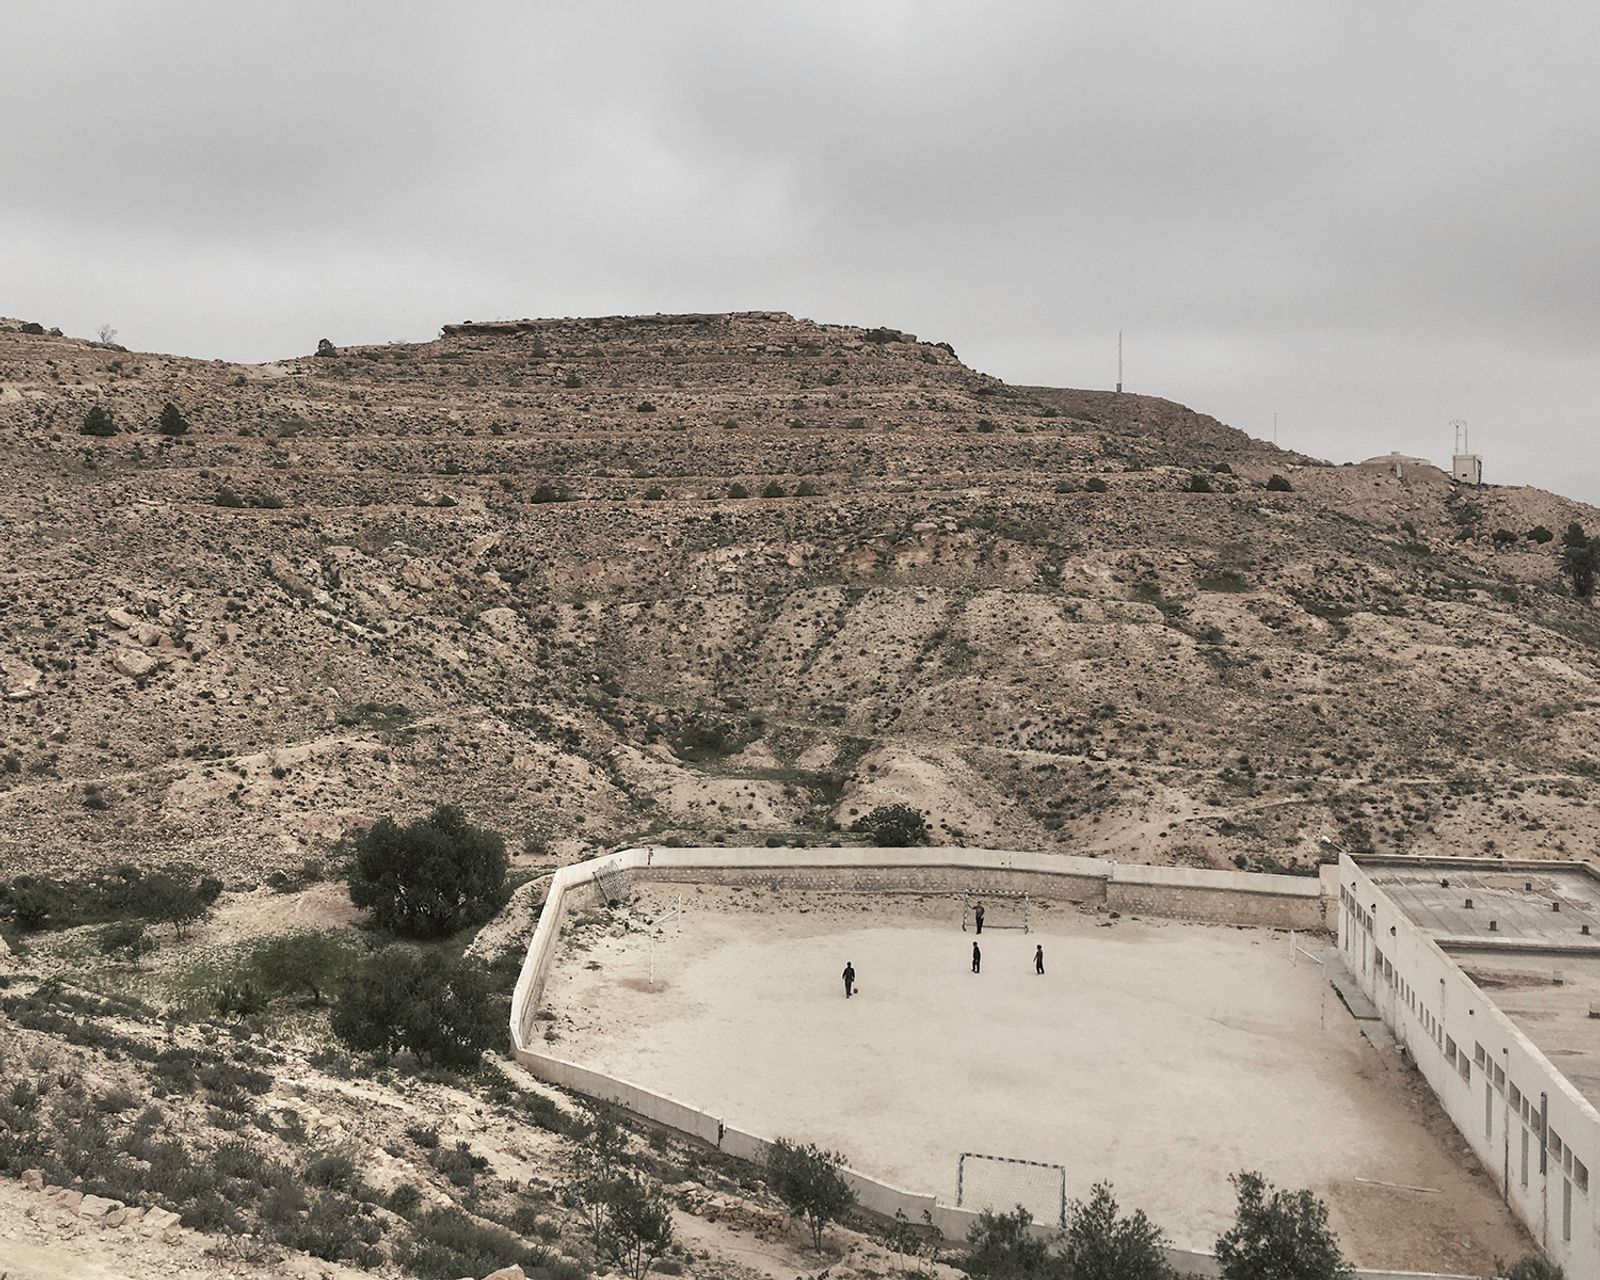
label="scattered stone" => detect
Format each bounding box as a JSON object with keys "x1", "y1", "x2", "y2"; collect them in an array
[{"x1": 20, "y1": 1168, "x2": 44, "y2": 1191}]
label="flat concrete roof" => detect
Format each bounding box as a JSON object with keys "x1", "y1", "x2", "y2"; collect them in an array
[
  {"x1": 1448, "y1": 950, "x2": 1600, "y2": 1110},
  {"x1": 1358, "y1": 859, "x2": 1600, "y2": 949},
  {"x1": 1357, "y1": 857, "x2": 1600, "y2": 1111}
]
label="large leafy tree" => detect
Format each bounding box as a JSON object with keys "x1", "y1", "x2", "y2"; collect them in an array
[
  {"x1": 348, "y1": 804, "x2": 507, "y2": 938},
  {"x1": 1214, "y1": 1171, "x2": 1351, "y2": 1280},
  {"x1": 966, "y1": 1206, "x2": 1054, "y2": 1280},
  {"x1": 331, "y1": 946, "x2": 500, "y2": 1068},
  {"x1": 1062, "y1": 1183, "x2": 1173, "y2": 1280}
]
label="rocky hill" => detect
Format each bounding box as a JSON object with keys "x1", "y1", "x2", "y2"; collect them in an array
[{"x1": 3, "y1": 310, "x2": 1599, "y2": 882}]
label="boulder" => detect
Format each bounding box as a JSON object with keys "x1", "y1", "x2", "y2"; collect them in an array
[
  {"x1": 46, "y1": 1187, "x2": 83, "y2": 1213},
  {"x1": 20, "y1": 1167, "x2": 44, "y2": 1191},
  {"x1": 105, "y1": 607, "x2": 139, "y2": 630},
  {"x1": 139, "y1": 1205, "x2": 181, "y2": 1233},
  {"x1": 482, "y1": 1267, "x2": 527, "y2": 1280},
  {"x1": 112, "y1": 648, "x2": 160, "y2": 678},
  {"x1": 78, "y1": 1193, "x2": 124, "y2": 1218}
]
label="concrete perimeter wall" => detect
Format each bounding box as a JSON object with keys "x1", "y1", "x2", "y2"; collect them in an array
[{"x1": 507, "y1": 846, "x2": 1464, "y2": 1278}]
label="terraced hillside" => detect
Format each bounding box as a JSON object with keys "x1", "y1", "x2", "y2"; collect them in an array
[{"x1": 3, "y1": 311, "x2": 1598, "y2": 881}]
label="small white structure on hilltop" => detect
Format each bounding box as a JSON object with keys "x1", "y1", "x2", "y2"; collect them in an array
[{"x1": 1452, "y1": 419, "x2": 1483, "y2": 486}]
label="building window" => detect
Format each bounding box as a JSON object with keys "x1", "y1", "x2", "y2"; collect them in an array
[
  {"x1": 1575, "y1": 1158, "x2": 1589, "y2": 1194},
  {"x1": 1509, "y1": 1083, "x2": 1522, "y2": 1111},
  {"x1": 1458, "y1": 1054, "x2": 1471, "y2": 1084}
]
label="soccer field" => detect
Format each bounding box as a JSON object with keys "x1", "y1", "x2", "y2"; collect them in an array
[{"x1": 540, "y1": 886, "x2": 1526, "y2": 1268}]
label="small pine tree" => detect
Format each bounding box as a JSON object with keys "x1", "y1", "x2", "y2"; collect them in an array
[
  {"x1": 156, "y1": 402, "x2": 189, "y2": 436},
  {"x1": 766, "y1": 1139, "x2": 856, "y2": 1252},
  {"x1": 315, "y1": 338, "x2": 336, "y2": 357},
  {"x1": 761, "y1": 481, "x2": 788, "y2": 498},
  {"x1": 80, "y1": 405, "x2": 116, "y2": 436},
  {"x1": 601, "y1": 1172, "x2": 675, "y2": 1280},
  {"x1": 1560, "y1": 523, "x2": 1598, "y2": 599}
]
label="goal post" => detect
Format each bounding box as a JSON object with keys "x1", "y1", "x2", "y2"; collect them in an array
[
  {"x1": 956, "y1": 1152, "x2": 1066, "y2": 1229},
  {"x1": 963, "y1": 892, "x2": 1029, "y2": 933}
]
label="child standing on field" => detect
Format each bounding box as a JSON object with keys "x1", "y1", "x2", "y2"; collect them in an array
[
  {"x1": 971, "y1": 942, "x2": 981, "y2": 974},
  {"x1": 842, "y1": 961, "x2": 855, "y2": 998},
  {"x1": 1034, "y1": 945, "x2": 1045, "y2": 975}
]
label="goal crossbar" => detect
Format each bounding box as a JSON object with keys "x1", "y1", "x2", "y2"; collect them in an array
[
  {"x1": 963, "y1": 891, "x2": 1030, "y2": 933},
  {"x1": 956, "y1": 1151, "x2": 1066, "y2": 1228}
]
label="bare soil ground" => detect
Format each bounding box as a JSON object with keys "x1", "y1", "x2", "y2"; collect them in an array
[{"x1": 543, "y1": 888, "x2": 1532, "y2": 1274}]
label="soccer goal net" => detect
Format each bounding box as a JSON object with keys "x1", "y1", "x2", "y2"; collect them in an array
[
  {"x1": 956, "y1": 1152, "x2": 1066, "y2": 1228},
  {"x1": 963, "y1": 892, "x2": 1029, "y2": 933}
]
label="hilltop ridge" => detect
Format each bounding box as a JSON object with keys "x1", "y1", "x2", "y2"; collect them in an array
[{"x1": 2, "y1": 310, "x2": 1598, "y2": 882}]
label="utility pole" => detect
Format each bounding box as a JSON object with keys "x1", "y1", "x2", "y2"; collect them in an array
[{"x1": 1116, "y1": 331, "x2": 1123, "y2": 394}]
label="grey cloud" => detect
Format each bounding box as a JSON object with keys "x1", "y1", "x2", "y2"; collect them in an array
[{"x1": 3, "y1": 1, "x2": 1596, "y2": 499}]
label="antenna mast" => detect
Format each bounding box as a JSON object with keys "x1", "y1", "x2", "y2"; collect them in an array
[{"x1": 1116, "y1": 331, "x2": 1123, "y2": 394}]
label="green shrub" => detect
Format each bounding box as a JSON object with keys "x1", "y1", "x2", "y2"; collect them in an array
[
  {"x1": 397, "y1": 1207, "x2": 547, "y2": 1280},
  {"x1": 1085, "y1": 477, "x2": 1109, "y2": 493},
  {"x1": 1186, "y1": 474, "x2": 1213, "y2": 493},
  {"x1": 1265, "y1": 474, "x2": 1292, "y2": 492},
  {"x1": 851, "y1": 804, "x2": 927, "y2": 848},
  {"x1": 727, "y1": 483, "x2": 750, "y2": 499},
  {"x1": 761, "y1": 481, "x2": 787, "y2": 498}
]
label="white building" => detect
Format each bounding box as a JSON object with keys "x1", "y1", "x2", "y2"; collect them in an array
[
  {"x1": 1338, "y1": 854, "x2": 1600, "y2": 1274},
  {"x1": 1453, "y1": 453, "x2": 1484, "y2": 485}
]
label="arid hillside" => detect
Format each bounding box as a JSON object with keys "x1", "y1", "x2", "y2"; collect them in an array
[{"x1": 3, "y1": 310, "x2": 1599, "y2": 881}]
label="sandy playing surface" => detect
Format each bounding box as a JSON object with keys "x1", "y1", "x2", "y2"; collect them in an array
[{"x1": 543, "y1": 888, "x2": 1529, "y2": 1271}]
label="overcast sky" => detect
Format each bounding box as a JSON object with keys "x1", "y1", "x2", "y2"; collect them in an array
[{"x1": 5, "y1": 3, "x2": 1597, "y2": 500}]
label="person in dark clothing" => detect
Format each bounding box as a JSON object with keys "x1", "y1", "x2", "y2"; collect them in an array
[
  {"x1": 971, "y1": 942, "x2": 981, "y2": 974},
  {"x1": 974, "y1": 903, "x2": 985, "y2": 934},
  {"x1": 842, "y1": 961, "x2": 855, "y2": 998},
  {"x1": 1034, "y1": 944, "x2": 1045, "y2": 975}
]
